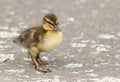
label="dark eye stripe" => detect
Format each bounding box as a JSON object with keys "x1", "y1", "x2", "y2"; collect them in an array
[{"x1": 44, "y1": 19, "x2": 54, "y2": 26}]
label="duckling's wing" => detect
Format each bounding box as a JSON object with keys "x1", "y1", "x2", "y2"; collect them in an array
[{"x1": 14, "y1": 27, "x2": 41, "y2": 47}]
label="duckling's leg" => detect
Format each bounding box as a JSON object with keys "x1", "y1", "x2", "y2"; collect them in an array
[
  {"x1": 28, "y1": 47, "x2": 51, "y2": 73},
  {"x1": 31, "y1": 55, "x2": 51, "y2": 73},
  {"x1": 36, "y1": 54, "x2": 48, "y2": 65}
]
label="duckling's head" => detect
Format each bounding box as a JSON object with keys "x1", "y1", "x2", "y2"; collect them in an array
[{"x1": 42, "y1": 13, "x2": 60, "y2": 32}]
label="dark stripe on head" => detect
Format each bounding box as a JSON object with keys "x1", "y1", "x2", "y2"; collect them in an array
[{"x1": 44, "y1": 18, "x2": 54, "y2": 26}]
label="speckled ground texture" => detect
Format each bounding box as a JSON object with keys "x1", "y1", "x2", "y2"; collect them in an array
[{"x1": 0, "y1": 0, "x2": 120, "y2": 82}]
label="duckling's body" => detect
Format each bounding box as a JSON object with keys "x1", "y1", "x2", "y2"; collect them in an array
[
  {"x1": 13, "y1": 14, "x2": 63, "y2": 73},
  {"x1": 38, "y1": 30, "x2": 63, "y2": 51}
]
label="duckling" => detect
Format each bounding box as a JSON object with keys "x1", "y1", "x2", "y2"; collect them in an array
[{"x1": 13, "y1": 13, "x2": 63, "y2": 73}]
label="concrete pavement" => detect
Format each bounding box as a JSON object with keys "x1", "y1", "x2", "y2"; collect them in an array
[{"x1": 0, "y1": 0, "x2": 120, "y2": 82}]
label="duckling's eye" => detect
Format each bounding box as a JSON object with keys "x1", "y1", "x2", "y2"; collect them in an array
[{"x1": 44, "y1": 19, "x2": 54, "y2": 29}]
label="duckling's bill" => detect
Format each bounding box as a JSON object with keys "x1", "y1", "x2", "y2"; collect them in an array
[{"x1": 54, "y1": 25, "x2": 61, "y2": 32}]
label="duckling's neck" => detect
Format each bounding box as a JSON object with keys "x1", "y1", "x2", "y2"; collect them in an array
[{"x1": 36, "y1": 25, "x2": 47, "y2": 33}]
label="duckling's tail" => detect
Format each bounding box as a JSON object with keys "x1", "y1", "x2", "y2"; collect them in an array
[
  {"x1": 13, "y1": 37, "x2": 27, "y2": 48},
  {"x1": 13, "y1": 37, "x2": 21, "y2": 44}
]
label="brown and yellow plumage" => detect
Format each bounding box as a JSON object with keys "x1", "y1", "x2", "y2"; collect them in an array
[
  {"x1": 13, "y1": 13, "x2": 63, "y2": 73},
  {"x1": 14, "y1": 26, "x2": 45, "y2": 48}
]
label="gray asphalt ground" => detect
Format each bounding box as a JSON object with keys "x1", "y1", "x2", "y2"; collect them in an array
[{"x1": 0, "y1": 0, "x2": 120, "y2": 82}]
